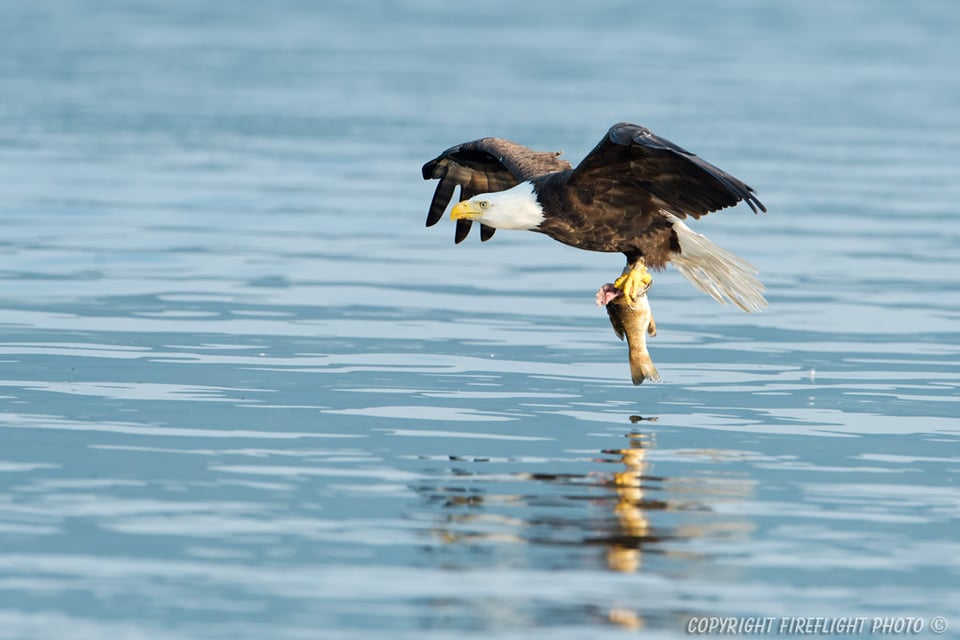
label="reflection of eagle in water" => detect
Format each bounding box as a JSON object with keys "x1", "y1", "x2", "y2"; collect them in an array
[{"x1": 422, "y1": 122, "x2": 767, "y2": 311}]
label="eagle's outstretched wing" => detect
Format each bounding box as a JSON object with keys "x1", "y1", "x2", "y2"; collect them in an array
[
  {"x1": 568, "y1": 122, "x2": 765, "y2": 219},
  {"x1": 422, "y1": 138, "x2": 572, "y2": 243}
]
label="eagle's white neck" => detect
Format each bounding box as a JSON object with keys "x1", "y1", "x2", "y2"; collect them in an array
[{"x1": 473, "y1": 181, "x2": 545, "y2": 230}]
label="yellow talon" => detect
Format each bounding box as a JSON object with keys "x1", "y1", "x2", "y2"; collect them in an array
[{"x1": 613, "y1": 264, "x2": 653, "y2": 302}]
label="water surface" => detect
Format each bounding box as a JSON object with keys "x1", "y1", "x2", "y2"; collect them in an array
[{"x1": 1, "y1": 1, "x2": 958, "y2": 638}]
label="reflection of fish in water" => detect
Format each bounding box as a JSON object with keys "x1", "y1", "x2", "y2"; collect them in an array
[{"x1": 597, "y1": 283, "x2": 660, "y2": 385}]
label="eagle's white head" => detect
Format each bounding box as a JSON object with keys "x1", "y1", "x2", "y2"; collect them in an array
[{"x1": 449, "y1": 181, "x2": 545, "y2": 230}]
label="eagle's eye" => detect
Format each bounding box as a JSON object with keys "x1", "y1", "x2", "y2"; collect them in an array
[{"x1": 478, "y1": 200, "x2": 489, "y2": 210}]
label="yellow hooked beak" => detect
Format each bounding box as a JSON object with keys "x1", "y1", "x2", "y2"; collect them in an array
[{"x1": 450, "y1": 200, "x2": 483, "y2": 221}]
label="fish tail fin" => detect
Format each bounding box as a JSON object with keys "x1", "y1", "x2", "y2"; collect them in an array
[
  {"x1": 665, "y1": 212, "x2": 767, "y2": 312},
  {"x1": 629, "y1": 352, "x2": 660, "y2": 385}
]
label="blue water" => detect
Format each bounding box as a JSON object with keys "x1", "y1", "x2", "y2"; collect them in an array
[{"x1": 1, "y1": 1, "x2": 959, "y2": 638}]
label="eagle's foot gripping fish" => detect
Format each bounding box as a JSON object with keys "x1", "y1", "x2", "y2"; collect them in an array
[
  {"x1": 597, "y1": 283, "x2": 660, "y2": 385},
  {"x1": 612, "y1": 262, "x2": 653, "y2": 304}
]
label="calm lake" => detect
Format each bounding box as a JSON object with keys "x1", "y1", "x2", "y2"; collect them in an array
[{"x1": 1, "y1": 1, "x2": 958, "y2": 638}]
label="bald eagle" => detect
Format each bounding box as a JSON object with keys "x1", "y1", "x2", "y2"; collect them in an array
[{"x1": 422, "y1": 122, "x2": 766, "y2": 311}]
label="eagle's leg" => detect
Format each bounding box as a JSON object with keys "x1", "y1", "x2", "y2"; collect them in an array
[{"x1": 613, "y1": 258, "x2": 653, "y2": 303}]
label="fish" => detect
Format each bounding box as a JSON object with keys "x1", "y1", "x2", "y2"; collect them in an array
[{"x1": 597, "y1": 283, "x2": 660, "y2": 385}]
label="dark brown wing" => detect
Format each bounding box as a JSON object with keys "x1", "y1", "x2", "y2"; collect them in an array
[
  {"x1": 422, "y1": 137, "x2": 572, "y2": 243},
  {"x1": 568, "y1": 122, "x2": 766, "y2": 219}
]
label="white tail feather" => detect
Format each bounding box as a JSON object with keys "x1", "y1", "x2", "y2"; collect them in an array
[{"x1": 665, "y1": 212, "x2": 767, "y2": 312}]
